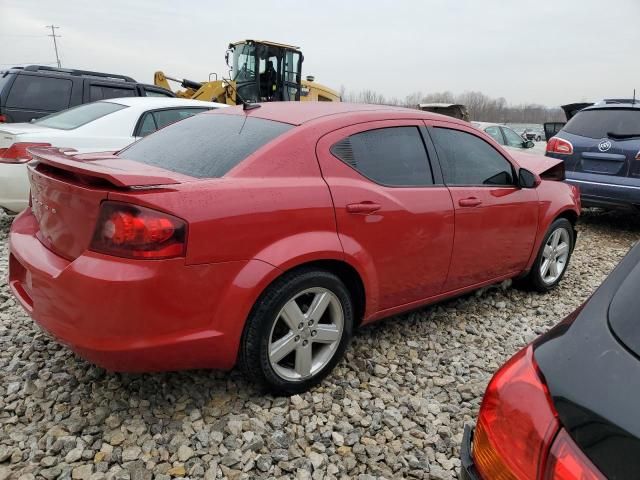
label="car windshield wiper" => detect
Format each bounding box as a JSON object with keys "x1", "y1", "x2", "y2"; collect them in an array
[{"x1": 607, "y1": 131, "x2": 640, "y2": 139}]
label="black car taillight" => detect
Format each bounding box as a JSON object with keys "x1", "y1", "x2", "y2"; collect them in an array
[
  {"x1": 90, "y1": 201, "x2": 187, "y2": 259},
  {"x1": 543, "y1": 429, "x2": 604, "y2": 479},
  {"x1": 473, "y1": 345, "x2": 605, "y2": 479}
]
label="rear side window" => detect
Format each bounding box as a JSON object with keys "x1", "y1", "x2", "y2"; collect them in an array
[
  {"x1": 136, "y1": 108, "x2": 211, "y2": 137},
  {"x1": 330, "y1": 127, "x2": 433, "y2": 186},
  {"x1": 0, "y1": 73, "x2": 15, "y2": 95},
  {"x1": 144, "y1": 89, "x2": 174, "y2": 98},
  {"x1": 121, "y1": 113, "x2": 293, "y2": 178},
  {"x1": 6, "y1": 75, "x2": 72, "y2": 111},
  {"x1": 431, "y1": 127, "x2": 515, "y2": 186},
  {"x1": 34, "y1": 101, "x2": 127, "y2": 130},
  {"x1": 564, "y1": 109, "x2": 640, "y2": 139},
  {"x1": 90, "y1": 85, "x2": 136, "y2": 101}
]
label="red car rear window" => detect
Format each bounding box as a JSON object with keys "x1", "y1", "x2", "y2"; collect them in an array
[{"x1": 121, "y1": 113, "x2": 293, "y2": 178}]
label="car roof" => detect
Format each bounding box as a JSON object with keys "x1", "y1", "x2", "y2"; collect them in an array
[
  {"x1": 100, "y1": 97, "x2": 227, "y2": 109},
  {"x1": 582, "y1": 102, "x2": 640, "y2": 112},
  {"x1": 214, "y1": 102, "x2": 465, "y2": 126}
]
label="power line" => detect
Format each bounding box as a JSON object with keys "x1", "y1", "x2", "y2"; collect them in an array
[{"x1": 46, "y1": 25, "x2": 62, "y2": 68}]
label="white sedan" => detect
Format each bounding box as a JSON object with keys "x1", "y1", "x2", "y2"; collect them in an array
[{"x1": 0, "y1": 97, "x2": 226, "y2": 213}]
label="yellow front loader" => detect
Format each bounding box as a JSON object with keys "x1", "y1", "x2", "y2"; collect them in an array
[{"x1": 154, "y1": 40, "x2": 340, "y2": 105}]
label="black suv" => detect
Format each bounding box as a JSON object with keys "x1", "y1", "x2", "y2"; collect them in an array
[{"x1": 0, "y1": 65, "x2": 175, "y2": 123}]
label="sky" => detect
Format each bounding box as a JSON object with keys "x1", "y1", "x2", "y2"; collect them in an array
[{"x1": 1, "y1": 0, "x2": 638, "y2": 107}]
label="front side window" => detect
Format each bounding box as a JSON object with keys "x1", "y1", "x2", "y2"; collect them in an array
[
  {"x1": 502, "y1": 127, "x2": 526, "y2": 147},
  {"x1": 6, "y1": 75, "x2": 72, "y2": 111},
  {"x1": 90, "y1": 85, "x2": 136, "y2": 101},
  {"x1": 34, "y1": 101, "x2": 127, "y2": 130},
  {"x1": 484, "y1": 126, "x2": 504, "y2": 144},
  {"x1": 330, "y1": 127, "x2": 433, "y2": 186},
  {"x1": 431, "y1": 127, "x2": 515, "y2": 186}
]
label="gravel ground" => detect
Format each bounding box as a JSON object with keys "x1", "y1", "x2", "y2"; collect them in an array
[{"x1": 1, "y1": 209, "x2": 638, "y2": 480}]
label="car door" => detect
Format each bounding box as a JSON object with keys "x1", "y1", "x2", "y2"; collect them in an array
[
  {"x1": 316, "y1": 120, "x2": 455, "y2": 311},
  {"x1": 427, "y1": 121, "x2": 538, "y2": 292}
]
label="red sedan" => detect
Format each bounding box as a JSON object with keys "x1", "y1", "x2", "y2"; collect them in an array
[{"x1": 9, "y1": 103, "x2": 580, "y2": 394}]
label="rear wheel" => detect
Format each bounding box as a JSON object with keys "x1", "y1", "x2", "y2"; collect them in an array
[
  {"x1": 239, "y1": 268, "x2": 353, "y2": 395},
  {"x1": 522, "y1": 218, "x2": 574, "y2": 292}
]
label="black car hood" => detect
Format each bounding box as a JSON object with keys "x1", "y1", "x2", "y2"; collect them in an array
[{"x1": 534, "y1": 242, "x2": 640, "y2": 480}]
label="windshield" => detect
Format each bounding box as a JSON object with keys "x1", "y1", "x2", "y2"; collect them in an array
[
  {"x1": 34, "y1": 101, "x2": 127, "y2": 130},
  {"x1": 564, "y1": 108, "x2": 640, "y2": 139}
]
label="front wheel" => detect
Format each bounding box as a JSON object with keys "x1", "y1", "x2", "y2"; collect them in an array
[
  {"x1": 239, "y1": 269, "x2": 353, "y2": 395},
  {"x1": 522, "y1": 218, "x2": 575, "y2": 292}
]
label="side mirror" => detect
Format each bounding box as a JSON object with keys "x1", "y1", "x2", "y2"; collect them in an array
[
  {"x1": 523, "y1": 140, "x2": 535, "y2": 149},
  {"x1": 518, "y1": 168, "x2": 538, "y2": 188}
]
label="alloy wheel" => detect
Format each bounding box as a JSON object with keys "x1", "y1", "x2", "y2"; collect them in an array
[
  {"x1": 540, "y1": 227, "x2": 571, "y2": 284},
  {"x1": 268, "y1": 287, "x2": 344, "y2": 381}
]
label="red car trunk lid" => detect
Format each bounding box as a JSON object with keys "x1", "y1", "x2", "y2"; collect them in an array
[{"x1": 26, "y1": 147, "x2": 190, "y2": 260}]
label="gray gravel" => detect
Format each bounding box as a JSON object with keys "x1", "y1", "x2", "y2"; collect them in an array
[{"x1": 1, "y1": 209, "x2": 638, "y2": 480}]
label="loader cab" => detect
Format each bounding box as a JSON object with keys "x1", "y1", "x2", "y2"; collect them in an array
[{"x1": 228, "y1": 40, "x2": 302, "y2": 104}]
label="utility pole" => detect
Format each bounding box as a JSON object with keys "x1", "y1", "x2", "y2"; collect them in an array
[{"x1": 46, "y1": 25, "x2": 61, "y2": 68}]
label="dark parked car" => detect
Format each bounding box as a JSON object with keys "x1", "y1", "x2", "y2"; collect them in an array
[
  {"x1": 460, "y1": 241, "x2": 640, "y2": 480},
  {"x1": 0, "y1": 65, "x2": 174, "y2": 123},
  {"x1": 546, "y1": 101, "x2": 640, "y2": 210}
]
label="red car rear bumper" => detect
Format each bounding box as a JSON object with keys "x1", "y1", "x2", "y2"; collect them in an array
[{"x1": 8, "y1": 210, "x2": 275, "y2": 372}]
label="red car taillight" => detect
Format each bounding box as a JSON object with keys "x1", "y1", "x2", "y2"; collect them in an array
[
  {"x1": 543, "y1": 429, "x2": 604, "y2": 479},
  {"x1": 0, "y1": 142, "x2": 51, "y2": 164},
  {"x1": 546, "y1": 137, "x2": 574, "y2": 155},
  {"x1": 0, "y1": 114, "x2": 7, "y2": 123},
  {"x1": 473, "y1": 346, "x2": 605, "y2": 479},
  {"x1": 90, "y1": 201, "x2": 187, "y2": 259}
]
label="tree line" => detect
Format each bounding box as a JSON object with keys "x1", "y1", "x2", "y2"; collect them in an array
[{"x1": 339, "y1": 88, "x2": 565, "y2": 124}]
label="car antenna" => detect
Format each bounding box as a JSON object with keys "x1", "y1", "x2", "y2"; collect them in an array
[{"x1": 222, "y1": 77, "x2": 261, "y2": 111}]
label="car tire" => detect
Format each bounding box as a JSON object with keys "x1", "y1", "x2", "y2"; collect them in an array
[
  {"x1": 521, "y1": 218, "x2": 575, "y2": 292},
  {"x1": 238, "y1": 268, "x2": 353, "y2": 395}
]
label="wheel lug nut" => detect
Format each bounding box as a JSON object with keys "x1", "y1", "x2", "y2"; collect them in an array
[
  {"x1": 308, "y1": 320, "x2": 314, "y2": 326},
  {"x1": 311, "y1": 330, "x2": 317, "y2": 337},
  {"x1": 295, "y1": 336, "x2": 300, "y2": 342},
  {"x1": 302, "y1": 340, "x2": 308, "y2": 346},
  {"x1": 297, "y1": 323, "x2": 304, "y2": 330}
]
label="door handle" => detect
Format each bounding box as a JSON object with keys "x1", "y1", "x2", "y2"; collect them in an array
[
  {"x1": 458, "y1": 197, "x2": 482, "y2": 207},
  {"x1": 346, "y1": 202, "x2": 381, "y2": 214}
]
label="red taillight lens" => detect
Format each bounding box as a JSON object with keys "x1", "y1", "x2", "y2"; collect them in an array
[
  {"x1": 0, "y1": 142, "x2": 51, "y2": 164},
  {"x1": 0, "y1": 114, "x2": 7, "y2": 122},
  {"x1": 90, "y1": 201, "x2": 187, "y2": 259},
  {"x1": 473, "y1": 346, "x2": 559, "y2": 479},
  {"x1": 544, "y1": 429, "x2": 605, "y2": 480},
  {"x1": 546, "y1": 137, "x2": 574, "y2": 155}
]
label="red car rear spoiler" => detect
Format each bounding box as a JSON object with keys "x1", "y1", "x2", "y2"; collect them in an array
[{"x1": 27, "y1": 147, "x2": 185, "y2": 187}]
